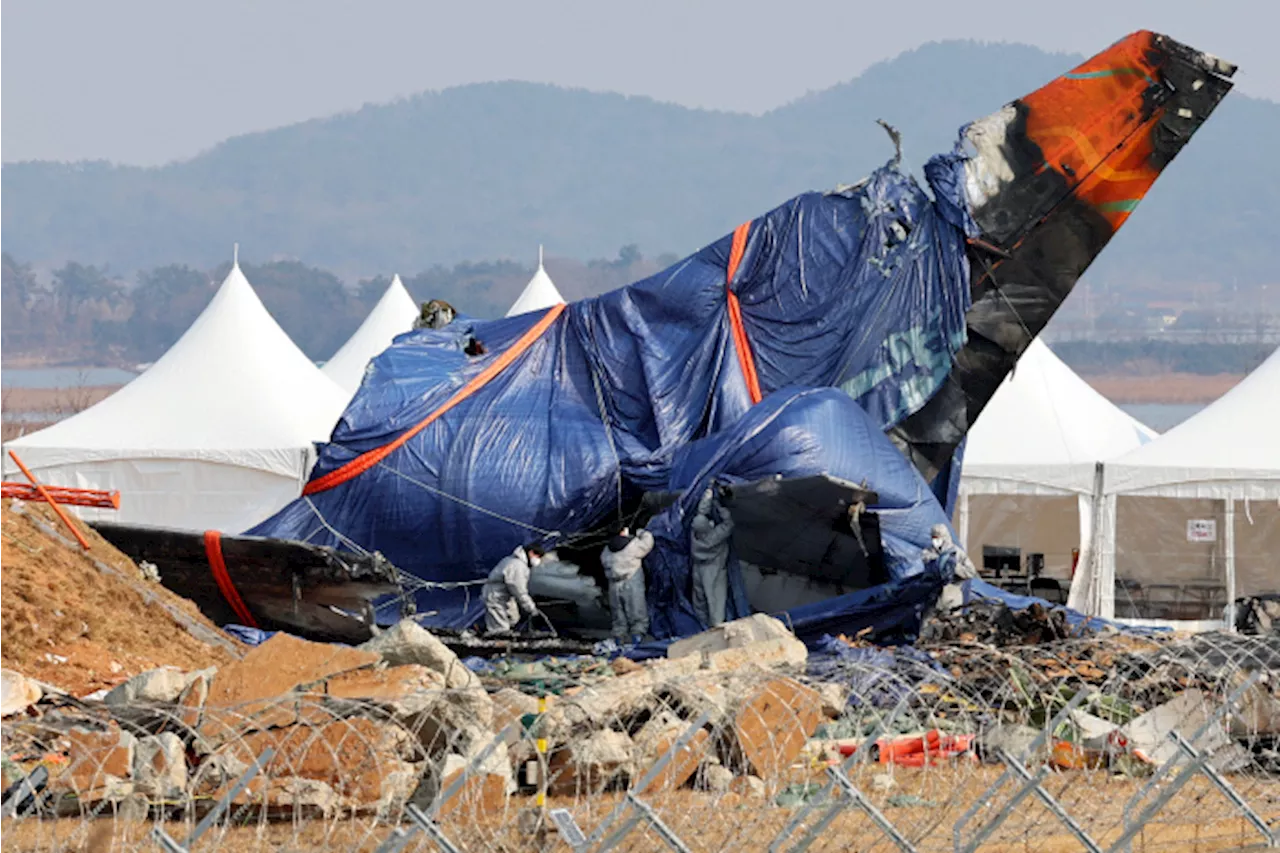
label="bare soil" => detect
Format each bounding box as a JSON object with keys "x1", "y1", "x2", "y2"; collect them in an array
[{"x1": 0, "y1": 499, "x2": 240, "y2": 697}]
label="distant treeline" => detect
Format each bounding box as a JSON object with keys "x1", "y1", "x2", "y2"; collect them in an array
[
  {"x1": 0, "y1": 247, "x2": 676, "y2": 366},
  {"x1": 1053, "y1": 340, "x2": 1273, "y2": 376}
]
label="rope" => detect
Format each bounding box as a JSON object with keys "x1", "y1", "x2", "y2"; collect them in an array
[
  {"x1": 302, "y1": 496, "x2": 372, "y2": 557},
  {"x1": 374, "y1": 462, "x2": 561, "y2": 538}
]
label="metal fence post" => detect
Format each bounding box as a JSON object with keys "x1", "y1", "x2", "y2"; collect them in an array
[
  {"x1": 583, "y1": 710, "x2": 711, "y2": 853},
  {"x1": 770, "y1": 691, "x2": 913, "y2": 853},
  {"x1": 151, "y1": 747, "x2": 274, "y2": 853},
  {"x1": 375, "y1": 723, "x2": 517, "y2": 853},
  {"x1": 953, "y1": 690, "x2": 1096, "y2": 853}
]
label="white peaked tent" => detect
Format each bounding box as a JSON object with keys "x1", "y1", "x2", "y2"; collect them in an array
[
  {"x1": 957, "y1": 338, "x2": 1157, "y2": 595},
  {"x1": 3, "y1": 262, "x2": 349, "y2": 533},
  {"x1": 323, "y1": 275, "x2": 418, "y2": 395},
  {"x1": 506, "y1": 247, "x2": 565, "y2": 317},
  {"x1": 1075, "y1": 346, "x2": 1280, "y2": 626}
]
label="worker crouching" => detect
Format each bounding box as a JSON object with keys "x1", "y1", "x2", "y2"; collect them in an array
[{"x1": 483, "y1": 543, "x2": 545, "y2": 635}]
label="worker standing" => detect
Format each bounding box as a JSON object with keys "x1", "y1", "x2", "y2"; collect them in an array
[
  {"x1": 482, "y1": 543, "x2": 545, "y2": 634},
  {"x1": 690, "y1": 487, "x2": 734, "y2": 627},
  {"x1": 601, "y1": 526, "x2": 654, "y2": 644},
  {"x1": 921, "y1": 524, "x2": 978, "y2": 580}
]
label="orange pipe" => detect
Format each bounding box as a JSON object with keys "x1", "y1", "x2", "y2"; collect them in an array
[
  {"x1": 1, "y1": 482, "x2": 120, "y2": 509},
  {"x1": 7, "y1": 451, "x2": 91, "y2": 550}
]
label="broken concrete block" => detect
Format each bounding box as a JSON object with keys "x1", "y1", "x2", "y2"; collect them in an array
[
  {"x1": 548, "y1": 729, "x2": 633, "y2": 795},
  {"x1": 214, "y1": 716, "x2": 422, "y2": 810},
  {"x1": 663, "y1": 675, "x2": 734, "y2": 726},
  {"x1": 707, "y1": 636, "x2": 808, "y2": 672},
  {"x1": 492, "y1": 688, "x2": 541, "y2": 745},
  {"x1": 133, "y1": 732, "x2": 186, "y2": 799},
  {"x1": 198, "y1": 634, "x2": 379, "y2": 743},
  {"x1": 1067, "y1": 708, "x2": 1119, "y2": 751},
  {"x1": 433, "y1": 753, "x2": 511, "y2": 819},
  {"x1": 632, "y1": 709, "x2": 709, "y2": 792},
  {"x1": 537, "y1": 676, "x2": 658, "y2": 744},
  {"x1": 726, "y1": 677, "x2": 823, "y2": 781},
  {"x1": 729, "y1": 774, "x2": 766, "y2": 798},
  {"x1": 1, "y1": 670, "x2": 41, "y2": 717},
  {"x1": 57, "y1": 724, "x2": 137, "y2": 801},
  {"x1": 1231, "y1": 681, "x2": 1280, "y2": 737},
  {"x1": 323, "y1": 664, "x2": 445, "y2": 716},
  {"x1": 359, "y1": 620, "x2": 481, "y2": 690},
  {"x1": 816, "y1": 682, "x2": 848, "y2": 719},
  {"x1": 668, "y1": 613, "x2": 798, "y2": 660},
  {"x1": 701, "y1": 764, "x2": 734, "y2": 792},
  {"x1": 105, "y1": 666, "x2": 199, "y2": 707},
  {"x1": 227, "y1": 776, "x2": 342, "y2": 816},
  {"x1": 1116, "y1": 689, "x2": 1229, "y2": 766},
  {"x1": 175, "y1": 669, "x2": 211, "y2": 732}
]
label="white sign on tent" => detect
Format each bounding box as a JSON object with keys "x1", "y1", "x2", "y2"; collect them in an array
[{"x1": 1186, "y1": 519, "x2": 1217, "y2": 543}]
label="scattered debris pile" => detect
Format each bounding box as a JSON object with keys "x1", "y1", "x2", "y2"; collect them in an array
[
  {"x1": 919, "y1": 599, "x2": 1078, "y2": 647},
  {"x1": 2, "y1": 610, "x2": 1277, "y2": 830},
  {"x1": 0, "y1": 499, "x2": 241, "y2": 697},
  {"x1": 0, "y1": 615, "x2": 826, "y2": 819}
]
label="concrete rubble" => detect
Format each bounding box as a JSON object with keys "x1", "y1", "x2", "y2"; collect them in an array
[
  {"x1": 1, "y1": 670, "x2": 42, "y2": 717},
  {"x1": 1, "y1": 614, "x2": 1275, "y2": 824}
]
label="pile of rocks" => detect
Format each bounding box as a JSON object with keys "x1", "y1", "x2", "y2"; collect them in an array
[{"x1": 0, "y1": 614, "x2": 828, "y2": 819}]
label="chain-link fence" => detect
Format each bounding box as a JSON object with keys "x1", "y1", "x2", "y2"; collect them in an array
[{"x1": 3, "y1": 631, "x2": 1277, "y2": 852}]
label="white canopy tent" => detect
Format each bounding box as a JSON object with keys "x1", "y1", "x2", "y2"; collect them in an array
[
  {"x1": 322, "y1": 274, "x2": 418, "y2": 395},
  {"x1": 1074, "y1": 345, "x2": 1280, "y2": 626},
  {"x1": 506, "y1": 247, "x2": 565, "y2": 317},
  {"x1": 3, "y1": 263, "x2": 349, "y2": 533},
  {"x1": 957, "y1": 338, "x2": 1156, "y2": 598}
]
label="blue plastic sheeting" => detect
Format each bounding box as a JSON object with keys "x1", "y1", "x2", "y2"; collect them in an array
[
  {"x1": 807, "y1": 637, "x2": 947, "y2": 709},
  {"x1": 223, "y1": 625, "x2": 278, "y2": 646},
  {"x1": 959, "y1": 579, "x2": 1164, "y2": 635},
  {"x1": 641, "y1": 388, "x2": 954, "y2": 638},
  {"x1": 249, "y1": 159, "x2": 971, "y2": 634}
]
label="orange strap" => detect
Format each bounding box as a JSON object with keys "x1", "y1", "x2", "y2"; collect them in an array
[
  {"x1": 725, "y1": 222, "x2": 763, "y2": 404},
  {"x1": 203, "y1": 530, "x2": 259, "y2": 629},
  {"x1": 305, "y1": 303, "x2": 567, "y2": 496}
]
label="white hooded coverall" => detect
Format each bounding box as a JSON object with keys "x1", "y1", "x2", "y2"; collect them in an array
[
  {"x1": 601, "y1": 530, "x2": 654, "y2": 641},
  {"x1": 690, "y1": 489, "x2": 734, "y2": 627},
  {"x1": 483, "y1": 547, "x2": 538, "y2": 632}
]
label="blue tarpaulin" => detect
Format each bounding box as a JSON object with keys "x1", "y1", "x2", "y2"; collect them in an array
[{"x1": 249, "y1": 158, "x2": 972, "y2": 638}]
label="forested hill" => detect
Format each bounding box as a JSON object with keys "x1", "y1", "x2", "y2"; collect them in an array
[{"x1": 3, "y1": 40, "x2": 1277, "y2": 286}]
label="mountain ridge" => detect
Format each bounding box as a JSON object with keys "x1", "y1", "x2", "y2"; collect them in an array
[{"x1": 4, "y1": 39, "x2": 1275, "y2": 285}]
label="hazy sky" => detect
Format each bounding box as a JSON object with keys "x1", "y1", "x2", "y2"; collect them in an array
[{"x1": 4, "y1": 0, "x2": 1276, "y2": 166}]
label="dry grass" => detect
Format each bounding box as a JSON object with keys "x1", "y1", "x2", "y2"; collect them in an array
[{"x1": 1081, "y1": 373, "x2": 1243, "y2": 404}]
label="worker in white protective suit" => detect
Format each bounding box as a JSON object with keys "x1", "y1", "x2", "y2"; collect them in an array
[
  {"x1": 690, "y1": 487, "x2": 734, "y2": 627},
  {"x1": 600, "y1": 527, "x2": 654, "y2": 644},
  {"x1": 921, "y1": 524, "x2": 978, "y2": 581},
  {"x1": 483, "y1": 543, "x2": 544, "y2": 634}
]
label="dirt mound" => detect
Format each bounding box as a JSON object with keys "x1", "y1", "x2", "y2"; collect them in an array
[{"x1": 1, "y1": 498, "x2": 241, "y2": 696}]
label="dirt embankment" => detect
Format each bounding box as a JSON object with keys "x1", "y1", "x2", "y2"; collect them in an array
[
  {"x1": 1, "y1": 499, "x2": 241, "y2": 697},
  {"x1": 1082, "y1": 372, "x2": 1243, "y2": 404}
]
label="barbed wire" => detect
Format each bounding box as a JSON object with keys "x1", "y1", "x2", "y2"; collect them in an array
[{"x1": 2, "y1": 631, "x2": 1277, "y2": 851}]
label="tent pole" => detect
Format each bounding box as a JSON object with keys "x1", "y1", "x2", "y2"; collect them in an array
[
  {"x1": 1224, "y1": 498, "x2": 1236, "y2": 632},
  {"x1": 957, "y1": 490, "x2": 971, "y2": 550}
]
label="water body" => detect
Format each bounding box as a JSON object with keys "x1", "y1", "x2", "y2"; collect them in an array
[
  {"x1": 1120, "y1": 402, "x2": 1205, "y2": 432},
  {"x1": 2, "y1": 365, "x2": 325, "y2": 389},
  {"x1": 1, "y1": 367, "x2": 138, "y2": 389}
]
